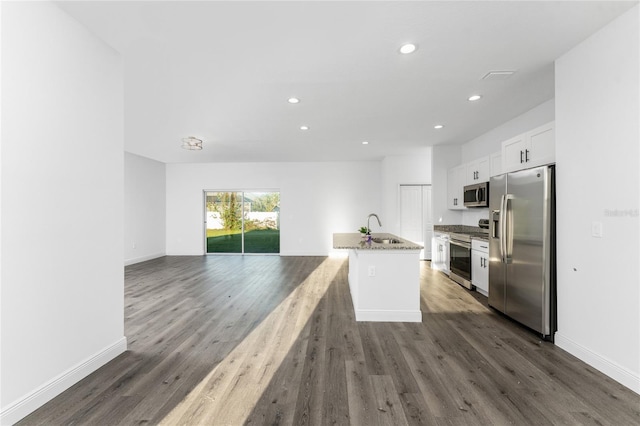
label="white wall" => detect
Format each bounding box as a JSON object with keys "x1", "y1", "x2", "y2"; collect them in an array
[
  {"x1": 555, "y1": 5, "x2": 639, "y2": 394},
  {"x1": 166, "y1": 161, "x2": 381, "y2": 256},
  {"x1": 124, "y1": 152, "x2": 166, "y2": 265},
  {"x1": 0, "y1": 2, "x2": 126, "y2": 423},
  {"x1": 380, "y1": 149, "x2": 432, "y2": 235}
]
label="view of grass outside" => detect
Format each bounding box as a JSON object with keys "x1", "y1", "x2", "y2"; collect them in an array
[
  {"x1": 205, "y1": 191, "x2": 280, "y2": 254},
  {"x1": 206, "y1": 229, "x2": 280, "y2": 253}
]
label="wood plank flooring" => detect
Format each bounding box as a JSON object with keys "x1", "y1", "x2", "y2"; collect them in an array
[{"x1": 18, "y1": 255, "x2": 640, "y2": 425}]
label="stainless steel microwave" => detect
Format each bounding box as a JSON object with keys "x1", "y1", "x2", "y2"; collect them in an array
[{"x1": 463, "y1": 182, "x2": 489, "y2": 207}]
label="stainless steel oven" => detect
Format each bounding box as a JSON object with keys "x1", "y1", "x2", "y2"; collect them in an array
[{"x1": 449, "y1": 233, "x2": 473, "y2": 290}]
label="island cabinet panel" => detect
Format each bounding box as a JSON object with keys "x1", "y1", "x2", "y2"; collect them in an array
[
  {"x1": 349, "y1": 250, "x2": 421, "y2": 322},
  {"x1": 333, "y1": 233, "x2": 423, "y2": 322}
]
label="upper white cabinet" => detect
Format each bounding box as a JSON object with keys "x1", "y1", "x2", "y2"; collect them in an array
[
  {"x1": 447, "y1": 165, "x2": 466, "y2": 210},
  {"x1": 502, "y1": 122, "x2": 555, "y2": 173},
  {"x1": 465, "y1": 156, "x2": 490, "y2": 184},
  {"x1": 490, "y1": 151, "x2": 502, "y2": 177}
]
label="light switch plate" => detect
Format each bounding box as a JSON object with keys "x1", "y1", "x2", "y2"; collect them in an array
[{"x1": 592, "y1": 221, "x2": 603, "y2": 238}]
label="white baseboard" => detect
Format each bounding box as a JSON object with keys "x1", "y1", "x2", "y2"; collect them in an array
[
  {"x1": 555, "y1": 332, "x2": 640, "y2": 395},
  {"x1": 0, "y1": 337, "x2": 127, "y2": 425},
  {"x1": 355, "y1": 309, "x2": 422, "y2": 323},
  {"x1": 124, "y1": 252, "x2": 165, "y2": 266},
  {"x1": 279, "y1": 251, "x2": 328, "y2": 257}
]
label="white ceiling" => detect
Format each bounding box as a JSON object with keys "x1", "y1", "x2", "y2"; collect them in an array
[{"x1": 57, "y1": 1, "x2": 636, "y2": 164}]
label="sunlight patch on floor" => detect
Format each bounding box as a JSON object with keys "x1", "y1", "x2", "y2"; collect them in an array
[{"x1": 159, "y1": 257, "x2": 343, "y2": 425}]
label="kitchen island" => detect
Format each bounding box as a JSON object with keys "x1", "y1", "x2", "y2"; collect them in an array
[{"x1": 333, "y1": 233, "x2": 423, "y2": 322}]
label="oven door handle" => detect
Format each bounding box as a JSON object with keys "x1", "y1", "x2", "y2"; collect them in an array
[{"x1": 450, "y1": 240, "x2": 471, "y2": 250}]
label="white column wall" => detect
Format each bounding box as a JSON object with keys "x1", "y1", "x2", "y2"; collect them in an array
[
  {"x1": 166, "y1": 161, "x2": 381, "y2": 256},
  {"x1": 124, "y1": 152, "x2": 166, "y2": 265},
  {"x1": 555, "y1": 5, "x2": 639, "y2": 393},
  {"x1": 1, "y1": 2, "x2": 126, "y2": 423}
]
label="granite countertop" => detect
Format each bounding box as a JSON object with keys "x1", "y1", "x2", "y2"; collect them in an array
[
  {"x1": 434, "y1": 225, "x2": 489, "y2": 241},
  {"x1": 333, "y1": 233, "x2": 423, "y2": 250}
]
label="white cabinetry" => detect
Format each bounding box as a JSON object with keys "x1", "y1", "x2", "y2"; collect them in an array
[
  {"x1": 490, "y1": 151, "x2": 502, "y2": 177},
  {"x1": 471, "y1": 239, "x2": 489, "y2": 296},
  {"x1": 447, "y1": 165, "x2": 466, "y2": 210},
  {"x1": 432, "y1": 233, "x2": 450, "y2": 275},
  {"x1": 465, "y1": 156, "x2": 490, "y2": 184},
  {"x1": 502, "y1": 122, "x2": 555, "y2": 173}
]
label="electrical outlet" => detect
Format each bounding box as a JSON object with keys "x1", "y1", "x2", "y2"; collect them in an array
[
  {"x1": 592, "y1": 222, "x2": 603, "y2": 238},
  {"x1": 368, "y1": 266, "x2": 376, "y2": 277},
  {"x1": 132, "y1": 241, "x2": 136, "y2": 249}
]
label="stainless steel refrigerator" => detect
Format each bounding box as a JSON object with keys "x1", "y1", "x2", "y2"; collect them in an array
[{"x1": 489, "y1": 165, "x2": 556, "y2": 340}]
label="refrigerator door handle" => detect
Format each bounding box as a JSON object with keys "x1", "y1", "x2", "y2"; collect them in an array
[
  {"x1": 504, "y1": 194, "x2": 514, "y2": 264},
  {"x1": 499, "y1": 194, "x2": 506, "y2": 263}
]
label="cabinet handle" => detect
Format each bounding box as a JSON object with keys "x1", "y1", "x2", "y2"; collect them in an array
[
  {"x1": 520, "y1": 150, "x2": 524, "y2": 163},
  {"x1": 525, "y1": 149, "x2": 530, "y2": 162}
]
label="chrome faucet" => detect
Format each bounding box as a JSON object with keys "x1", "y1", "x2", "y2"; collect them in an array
[{"x1": 367, "y1": 213, "x2": 382, "y2": 234}]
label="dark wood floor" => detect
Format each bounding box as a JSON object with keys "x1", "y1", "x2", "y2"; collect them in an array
[{"x1": 19, "y1": 255, "x2": 639, "y2": 425}]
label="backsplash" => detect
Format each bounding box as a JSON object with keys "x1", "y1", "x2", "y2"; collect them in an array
[
  {"x1": 462, "y1": 208, "x2": 489, "y2": 226},
  {"x1": 434, "y1": 224, "x2": 488, "y2": 234}
]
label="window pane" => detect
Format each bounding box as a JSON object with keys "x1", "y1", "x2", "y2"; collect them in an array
[
  {"x1": 243, "y1": 192, "x2": 280, "y2": 254},
  {"x1": 206, "y1": 191, "x2": 243, "y2": 253}
]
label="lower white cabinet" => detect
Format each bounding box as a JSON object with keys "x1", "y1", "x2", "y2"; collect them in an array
[
  {"x1": 472, "y1": 239, "x2": 489, "y2": 296},
  {"x1": 432, "y1": 233, "x2": 450, "y2": 275}
]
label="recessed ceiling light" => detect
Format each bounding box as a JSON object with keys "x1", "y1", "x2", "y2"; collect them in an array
[
  {"x1": 288, "y1": 97, "x2": 300, "y2": 104},
  {"x1": 362, "y1": 141, "x2": 369, "y2": 145},
  {"x1": 399, "y1": 43, "x2": 417, "y2": 54},
  {"x1": 434, "y1": 124, "x2": 444, "y2": 129},
  {"x1": 300, "y1": 125, "x2": 309, "y2": 130},
  {"x1": 468, "y1": 94, "x2": 482, "y2": 101}
]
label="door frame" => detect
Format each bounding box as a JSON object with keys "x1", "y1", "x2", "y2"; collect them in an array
[{"x1": 203, "y1": 189, "x2": 281, "y2": 255}]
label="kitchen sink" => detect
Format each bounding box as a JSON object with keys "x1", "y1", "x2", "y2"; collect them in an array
[{"x1": 372, "y1": 237, "x2": 401, "y2": 244}]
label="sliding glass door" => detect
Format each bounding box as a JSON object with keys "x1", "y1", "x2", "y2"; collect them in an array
[{"x1": 205, "y1": 191, "x2": 280, "y2": 254}]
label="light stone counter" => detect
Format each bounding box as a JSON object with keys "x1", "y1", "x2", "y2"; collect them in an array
[{"x1": 332, "y1": 233, "x2": 423, "y2": 251}]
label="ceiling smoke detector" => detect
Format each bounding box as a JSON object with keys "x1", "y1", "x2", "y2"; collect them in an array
[
  {"x1": 181, "y1": 136, "x2": 203, "y2": 150},
  {"x1": 481, "y1": 70, "x2": 516, "y2": 81}
]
